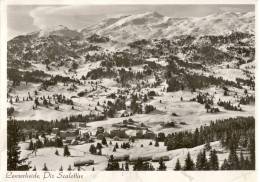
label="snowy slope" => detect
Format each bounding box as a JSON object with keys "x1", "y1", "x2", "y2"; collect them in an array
[{"x1": 81, "y1": 11, "x2": 255, "y2": 42}]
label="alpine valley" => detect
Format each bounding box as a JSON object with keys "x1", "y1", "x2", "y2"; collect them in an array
[{"x1": 7, "y1": 11, "x2": 255, "y2": 171}]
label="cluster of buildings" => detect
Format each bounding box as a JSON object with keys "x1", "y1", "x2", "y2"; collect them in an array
[{"x1": 21, "y1": 117, "x2": 157, "y2": 148}]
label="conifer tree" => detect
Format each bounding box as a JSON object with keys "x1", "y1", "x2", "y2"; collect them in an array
[
  {"x1": 55, "y1": 137, "x2": 63, "y2": 147},
  {"x1": 244, "y1": 157, "x2": 251, "y2": 170},
  {"x1": 193, "y1": 128, "x2": 200, "y2": 147},
  {"x1": 183, "y1": 152, "x2": 195, "y2": 170},
  {"x1": 98, "y1": 148, "x2": 102, "y2": 155},
  {"x1": 209, "y1": 149, "x2": 219, "y2": 170},
  {"x1": 196, "y1": 151, "x2": 202, "y2": 170},
  {"x1": 68, "y1": 165, "x2": 72, "y2": 171},
  {"x1": 55, "y1": 149, "x2": 59, "y2": 156},
  {"x1": 204, "y1": 141, "x2": 211, "y2": 151},
  {"x1": 36, "y1": 139, "x2": 43, "y2": 149},
  {"x1": 63, "y1": 145, "x2": 71, "y2": 157},
  {"x1": 155, "y1": 139, "x2": 159, "y2": 147},
  {"x1": 125, "y1": 161, "x2": 129, "y2": 171},
  {"x1": 239, "y1": 151, "x2": 245, "y2": 170},
  {"x1": 89, "y1": 144, "x2": 97, "y2": 154},
  {"x1": 28, "y1": 140, "x2": 34, "y2": 150},
  {"x1": 221, "y1": 159, "x2": 230, "y2": 170},
  {"x1": 174, "y1": 159, "x2": 181, "y2": 170},
  {"x1": 158, "y1": 158, "x2": 167, "y2": 171},
  {"x1": 102, "y1": 137, "x2": 107, "y2": 145},
  {"x1": 96, "y1": 143, "x2": 103, "y2": 150},
  {"x1": 115, "y1": 142, "x2": 119, "y2": 149},
  {"x1": 228, "y1": 147, "x2": 239, "y2": 170},
  {"x1": 196, "y1": 150, "x2": 209, "y2": 170},
  {"x1": 59, "y1": 165, "x2": 63, "y2": 171},
  {"x1": 7, "y1": 120, "x2": 29, "y2": 170},
  {"x1": 113, "y1": 146, "x2": 116, "y2": 152},
  {"x1": 196, "y1": 151, "x2": 203, "y2": 170},
  {"x1": 249, "y1": 136, "x2": 255, "y2": 169},
  {"x1": 106, "y1": 156, "x2": 120, "y2": 171},
  {"x1": 42, "y1": 163, "x2": 48, "y2": 171}
]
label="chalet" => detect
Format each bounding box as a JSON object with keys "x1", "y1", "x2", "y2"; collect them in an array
[
  {"x1": 79, "y1": 122, "x2": 87, "y2": 128},
  {"x1": 72, "y1": 122, "x2": 87, "y2": 128},
  {"x1": 80, "y1": 132, "x2": 90, "y2": 141},
  {"x1": 110, "y1": 129, "x2": 128, "y2": 138},
  {"x1": 96, "y1": 127, "x2": 105, "y2": 135},
  {"x1": 97, "y1": 131, "x2": 110, "y2": 140},
  {"x1": 146, "y1": 57, "x2": 159, "y2": 63},
  {"x1": 129, "y1": 155, "x2": 153, "y2": 163},
  {"x1": 71, "y1": 139, "x2": 78, "y2": 145},
  {"x1": 143, "y1": 130, "x2": 156, "y2": 139},
  {"x1": 113, "y1": 154, "x2": 129, "y2": 162},
  {"x1": 65, "y1": 136, "x2": 76, "y2": 143},
  {"x1": 96, "y1": 133, "x2": 104, "y2": 140},
  {"x1": 123, "y1": 119, "x2": 135, "y2": 125},
  {"x1": 52, "y1": 128, "x2": 59, "y2": 135},
  {"x1": 152, "y1": 155, "x2": 170, "y2": 162},
  {"x1": 113, "y1": 136, "x2": 121, "y2": 141},
  {"x1": 74, "y1": 159, "x2": 94, "y2": 167},
  {"x1": 126, "y1": 125, "x2": 139, "y2": 129},
  {"x1": 47, "y1": 134, "x2": 57, "y2": 142},
  {"x1": 117, "y1": 110, "x2": 132, "y2": 117},
  {"x1": 87, "y1": 136, "x2": 96, "y2": 143},
  {"x1": 21, "y1": 128, "x2": 38, "y2": 140},
  {"x1": 60, "y1": 129, "x2": 79, "y2": 139},
  {"x1": 112, "y1": 123, "x2": 126, "y2": 128},
  {"x1": 136, "y1": 130, "x2": 143, "y2": 138}
]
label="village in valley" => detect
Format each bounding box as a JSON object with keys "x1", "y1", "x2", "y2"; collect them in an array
[{"x1": 7, "y1": 10, "x2": 255, "y2": 171}]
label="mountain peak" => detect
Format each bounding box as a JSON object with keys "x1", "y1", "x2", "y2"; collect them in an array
[
  {"x1": 103, "y1": 11, "x2": 166, "y2": 30},
  {"x1": 130, "y1": 11, "x2": 164, "y2": 19},
  {"x1": 145, "y1": 11, "x2": 164, "y2": 18},
  {"x1": 81, "y1": 11, "x2": 254, "y2": 42}
]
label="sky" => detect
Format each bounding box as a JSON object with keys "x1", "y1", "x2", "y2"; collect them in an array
[{"x1": 7, "y1": 5, "x2": 254, "y2": 39}]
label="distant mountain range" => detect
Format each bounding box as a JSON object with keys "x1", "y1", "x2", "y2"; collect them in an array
[
  {"x1": 8, "y1": 11, "x2": 255, "y2": 70},
  {"x1": 19, "y1": 11, "x2": 254, "y2": 42},
  {"x1": 81, "y1": 11, "x2": 255, "y2": 41}
]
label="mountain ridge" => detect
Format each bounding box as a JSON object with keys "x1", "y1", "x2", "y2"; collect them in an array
[
  {"x1": 10, "y1": 11, "x2": 255, "y2": 42},
  {"x1": 80, "y1": 11, "x2": 254, "y2": 41}
]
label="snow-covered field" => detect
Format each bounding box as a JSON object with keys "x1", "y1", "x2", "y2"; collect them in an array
[
  {"x1": 213, "y1": 68, "x2": 247, "y2": 82},
  {"x1": 9, "y1": 80, "x2": 254, "y2": 133},
  {"x1": 13, "y1": 74, "x2": 254, "y2": 171},
  {"x1": 20, "y1": 139, "x2": 238, "y2": 171},
  {"x1": 8, "y1": 69, "x2": 254, "y2": 172}
]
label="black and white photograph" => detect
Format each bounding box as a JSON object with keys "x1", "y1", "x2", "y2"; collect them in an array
[{"x1": 5, "y1": 2, "x2": 256, "y2": 173}]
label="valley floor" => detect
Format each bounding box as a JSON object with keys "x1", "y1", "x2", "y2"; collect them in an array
[{"x1": 20, "y1": 140, "x2": 241, "y2": 171}]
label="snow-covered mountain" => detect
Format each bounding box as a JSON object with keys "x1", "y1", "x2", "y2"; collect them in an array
[
  {"x1": 81, "y1": 11, "x2": 255, "y2": 42},
  {"x1": 11, "y1": 11, "x2": 255, "y2": 43},
  {"x1": 8, "y1": 10, "x2": 255, "y2": 70}
]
